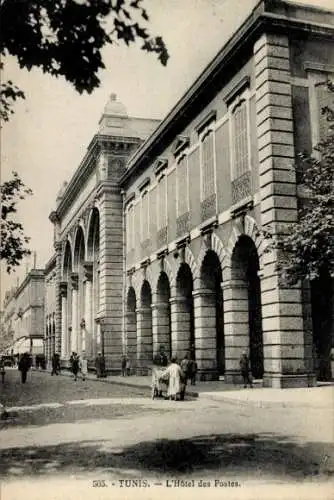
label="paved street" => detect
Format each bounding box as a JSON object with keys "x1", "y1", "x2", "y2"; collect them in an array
[{"x1": 0, "y1": 369, "x2": 333, "y2": 500}]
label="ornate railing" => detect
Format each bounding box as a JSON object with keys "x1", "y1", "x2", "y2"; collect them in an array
[
  {"x1": 157, "y1": 227, "x2": 168, "y2": 248},
  {"x1": 231, "y1": 170, "x2": 252, "y2": 205},
  {"x1": 201, "y1": 193, "x2": 216, "y2": 222},
  {"x1": 176, "y1": 212, "x2": 190, "y2": 237}
]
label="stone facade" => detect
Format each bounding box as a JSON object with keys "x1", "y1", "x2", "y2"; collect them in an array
[
  {"x1": 48, "y1": 1, "x2": 334, "y2": 386},
  {"x1": 44, "y1": 255, "x2": 57, "y2": 362},
  {"x1": 1, "y1": 270, "x2": 45, "y2": 355}
]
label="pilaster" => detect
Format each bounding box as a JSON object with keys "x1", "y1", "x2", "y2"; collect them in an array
[
  {"x1": 255, "y1": 33, "x2": 311, "y2": 387},
  {"x1": 151, "y1": 302, "x2": 171, "y2": 359},
  {"x1": 193, "y1": 288, "x2": 219, "y2": 381},
  {"x1": 222, "y1": 279, "x2": 249, "y2": 384},
  {"x1": 136, "y1": 306, "x2": 153, "y2": 375}
]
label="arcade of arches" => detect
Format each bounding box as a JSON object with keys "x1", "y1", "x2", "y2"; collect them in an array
[
  {"x1": 56, "y1": 207, "x2": 333, "y2": 383},
  {"x1": 59, "y1": 208, "x2": 101, "y2": 362},
  {"x1": 124, "y1": 236, "x2": 266, "y2": 382}
]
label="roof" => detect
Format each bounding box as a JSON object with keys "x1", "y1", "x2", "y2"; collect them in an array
[{"x1": 119, "y1": 0, "x2": 334, "y2": 187}]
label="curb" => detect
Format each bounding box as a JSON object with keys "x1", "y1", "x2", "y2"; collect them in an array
[{"x1": 33, "y1": 368, "x2": 200, "y2": 398}]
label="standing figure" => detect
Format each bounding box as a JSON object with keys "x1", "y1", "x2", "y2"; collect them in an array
[
  {"x1": 51, "y1": 353, "x2": 60, "y2": 376},
  {"x1": 240, "y1": 351, "x2": 252, "y2": 388},
  {"x1": 79, "y1": 352, "x2": 88, "y2": 381},
  {"x1": 121, "y1": 356, "x2": 127, "y2": 376},
  {"x1": 162, "y1": 356, "x2": 182, "y2": 401},
  {"x1": 180, "y1": 352, "x2": 192, "y2": 401},
  {"x1": 70, "y1": 352, "x2": 79, "y2": 381},
  {"x1": 126, "y1": 357, "x2": 131, "y2": 376},
  {"x1": 18, "y1": 352, "x2": 31, "y2": 384},
  {"x1": 95, "y1": 352, "x2": 106, "y2": 378},
  {"x1": 0, "y1": 358, "x2": 5, "y2": 384},
  {"x1": 153, "y1": 345, "x2": 168, "y2": 367}
]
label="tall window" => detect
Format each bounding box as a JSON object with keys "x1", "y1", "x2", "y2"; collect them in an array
[
  {"x1": 126, "y1": 204, "x2": 134, "y2": 251},
  {"x1": 232, "y1": 99, "x2": 249, "y2": 180},
  {"x1": 201, "y1": 128, "x2": 215, "y2": 200},
  {"x1": 157, "y1": 175, "x2": 167, "y2": 230},
  {"x1": 140, "y1": 190, "x2": 149, "y2": 241},
  {"x1": 176, "y1": 154, "x2": 189, "y2": 216}
]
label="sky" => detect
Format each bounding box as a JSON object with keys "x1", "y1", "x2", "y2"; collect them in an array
[{"x1": 1, "y1": 0, "x2": 333, "y2": 301}]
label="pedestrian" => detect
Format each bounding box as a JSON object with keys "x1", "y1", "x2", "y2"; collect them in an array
[
  {"x1": 0, "y1": 358, "x2": 5, "y2": 384},
  {"x1": 126, "y1": 356, "x2": 131, "y2": 376},
  {"x1": 121, "y1": 355, "x2": 127, "y2": 376},
  {"x1": 18, "y1": 352, "x2": 31, "y2": 384},
  {"x1": 162, "y1": 356, "x2": 182, "y2": 401},
  {"x1": 153, "y1": 345, "x2": 168, "y2": 367},
  {"x1": 190, "y1": 358, "x2": 198, "y2": 385},
  {"x1": 51, "y1": 352, "x2": 60, "y2": 376},
  {"x1": 95, "y1": 351, "x2": 106, "y2": 378},
  {"x1": 70, "y1": 352, "x2": 79, "y2": 381},
  {"x1": 79, "y1": 352, "x2": 88, "y2": 381},
  {"x1": 240, "y1": 351, "x2": 252, "y2": 388},
  {"x1": 180, "y1": 352, "x2": 192, "y2": 401}
]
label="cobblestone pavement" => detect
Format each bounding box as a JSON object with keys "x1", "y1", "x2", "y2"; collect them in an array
[{"x1": 0, "y1": 369, "x2": 333, "y2": 500}]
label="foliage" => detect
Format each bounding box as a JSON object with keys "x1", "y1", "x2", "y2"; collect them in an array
[
  {"x1": 261, "y1": 81, "x2": 334, "y2": 285},
  {"x1": 1, "y1": 172, "x2": 33, "y2": 273},
  {"x1": 0, "y1": 0, "x2": 169, "y2": 119}
]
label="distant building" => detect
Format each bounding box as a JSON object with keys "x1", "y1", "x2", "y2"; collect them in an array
[
  {"x1": 49, "y1": 0, "x2": 334, "y2": 386},
  {"x1": 44, "y1": 254, "x2": 57, "y2": 362},
  {"x1": 1, "y1": 270, "x2": 45, "y2": 356}
]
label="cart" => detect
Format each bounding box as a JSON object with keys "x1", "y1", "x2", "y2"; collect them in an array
[{"x1": 151, "y1": 366, "x2": 169, "y2": 399}]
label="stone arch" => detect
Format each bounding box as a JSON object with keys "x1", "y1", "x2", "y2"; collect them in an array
[
  {"x1": 184, "y1": 246, "x2": 198, "y2": 281},
  {"x1": 223, "y1": 217, "x2": 264, "y2": 281},
  {"x1": 73, "y1": 225, "x2": 86, "y2": 272},
  {"x1": 125, "y1": 286, "x2": 137, "y2": 368},
  {"x1": 154, "y1": 271, "x2": 172, "y2": 359},
  {"x1": 62, "y1": 239, "x2": 73, "y2": 278},
  {"x1": 195, "y1": 249, "x2": 225, "y2": 378},
  {"x1": 131, "y1": 272, "x2": 142, "y2": 300},
  {"x1": 229, "y1": 234, "x2": 264, "y2": 379},
  {"x1": 244, "y1": 215, "x2": 264, "y2": 268},
  {"x1": 173, "y1": 262, "x2": 195, "y2": 359},
  {"x1": 144, "y1": 266, "x2": 154, "y2": 292},
  {"x1": 137, "y1": 280, "x2": 153, "y2": 374},
  {"x1": 86, "y1": 207, "x2": 100, "y2": 261},
  {"x1": 212, "y1": 232, "x2": 227, "y2": 269}
]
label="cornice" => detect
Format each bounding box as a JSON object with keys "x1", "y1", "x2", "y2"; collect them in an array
[
  {"x1": 57, "y1": 134, "x2": 141, "y2": 219},
  {"x1": 119, "y1": 0, "x2": 334, "y2": 188}
]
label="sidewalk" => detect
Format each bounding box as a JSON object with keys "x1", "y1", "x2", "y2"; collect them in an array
[{"x1": 36, "y1": 368, "x2": 334, "y2": 408}]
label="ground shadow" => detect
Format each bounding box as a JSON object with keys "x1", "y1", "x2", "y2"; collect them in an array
[
  {"x1": 1, "y1": 433, "x2": 333, "y2": 480},
  {"x1": 0, "y1": 404, "x2": 168, "y2": 428}
]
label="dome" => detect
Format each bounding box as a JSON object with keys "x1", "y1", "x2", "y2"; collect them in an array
[{"x1": 103, "y1": 93, "x2": 128, "y2": 117}]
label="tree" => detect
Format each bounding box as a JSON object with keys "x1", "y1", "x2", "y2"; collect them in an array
[
  {"x1": 1, "y1": 172, "x2": 33, "y2": 273},
  {"x1": 261, "y1": 81, "x2": 334, "y2": 285},
  {"x1": 0, "y1": 0, "x2": 169, "y2": 121}
]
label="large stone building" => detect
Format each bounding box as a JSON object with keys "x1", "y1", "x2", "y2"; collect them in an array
[
  {"x1": 1, "y1": 270, "x2": 45, "y2": 355},
  {"x1": 49, "y1": 0, "x2": 334, "y2": 386}
]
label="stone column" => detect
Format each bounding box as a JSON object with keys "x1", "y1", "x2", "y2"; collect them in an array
[
  {"x1": 136, "y1": 307, "x2": 152, "y2": 375},
  {"x1": 170, "y1": 296, "x2": 191, "y2": 359},
  {"x1": 193, "y1": 288, "x2": 218, "y2": 381},
  {"x1": 60, "y1": 281, "x2": 68, "y2": 359},
  {"x1": 152, "y1": 301, "x2": 171, "y2": 359},
  {"x1": 70, "y1": 273, "x2": 79, "y2": 353},
  {"x1": 255, "y1": 33, "x2": 310, "y2": 387},
  {"x1": 222, "y1": 279, "x2": 249, "y2": 384},
  {"x1": 125, "y1": 310, "x2": 137, "y2": 370},
  {"x1": 83, "y1": 262, "x2": 93, "y2": 358}
]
